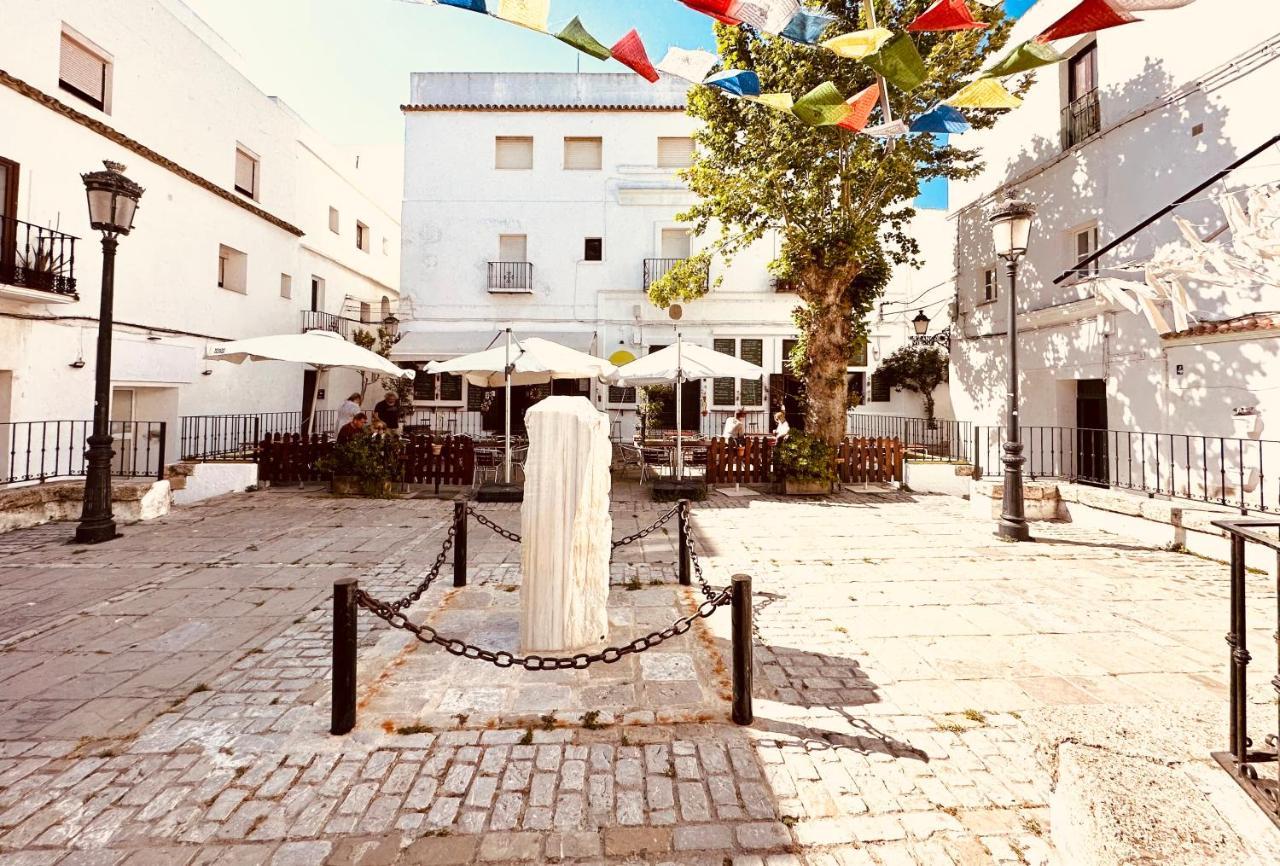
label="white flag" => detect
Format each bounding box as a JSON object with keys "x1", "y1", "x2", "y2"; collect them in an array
[
  {"x1": 656, "y1": 47, "x2": 720, "y2": 84},
  {"x1": 728, "y1": 0, "x2": 801, "y2": 35},
  {"x1": 1111, "y1": 0, "x2": 1197, "y2": 10},
  {"x1": 862, "y1": 119, "x2": 910, "y2": 137}
]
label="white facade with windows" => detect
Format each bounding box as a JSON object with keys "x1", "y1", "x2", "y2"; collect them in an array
[{"x1": 0, "y1": 0, "x2": 400, "y2": 468}]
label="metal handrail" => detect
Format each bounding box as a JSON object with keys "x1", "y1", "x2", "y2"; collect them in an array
[
  {"x1": 488, "y1": 261, "x2": 532, "y2": 291},
  {"x1": 0, "y1": 215, "x2": 78, "y2": 296},
  {"x1": 2, "y1": 419, "x2": 165, "y2": 485},
  {"x1": 1060, "y1": 89, "x2": 1101, "y2": 150}
]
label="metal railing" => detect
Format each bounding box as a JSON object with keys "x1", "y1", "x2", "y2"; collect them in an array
[
  {"x1": 0, "y1": 216, "x2": 78, "y2": 296},
  {"x1": 702, "y1": 409, "x2": 770, "y2": 439},
  {"x1": 1061, "y1": 89, "x2": 1101, "y2": 150},
  {"x1": 2, "y1": 420, "x2": 166, "y2": 486},
  {"x1": 847, "y1": 413, "x2": 973, "y2": 463},
  {"x1": 180, "y1": 411, "x2": 337, "y2": 461},
  {"x1": 643, "y1": 257, "x2": 707, "y2": 291},
  {"x1": 300, "y1": 310, "x2": 378, "y2": 338},
  {"x1": 401, "y1": 407, "x2": 490, "y2": 439},
  {"x1": 488, "y1": 261, "x2": 533, "y2": 291}
]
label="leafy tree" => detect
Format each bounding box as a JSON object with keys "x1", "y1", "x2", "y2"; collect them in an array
[
  {"x1": 873, "y1": 344, "x2": 949, "y2": 425},
  {"x1": 352, "y1": 325, "x2": 413, "y2": 409},
  {"x1": 649, "y1": 1, "x2": 1016, "y2": 447}
]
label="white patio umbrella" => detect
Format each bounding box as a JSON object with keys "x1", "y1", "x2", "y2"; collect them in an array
[
  {"x1": 206, "y1": 330, "x2": 414, "y2": 434},
  {"x1": 612, "y1": 335, "x2": 766, "y2": 478},
  {"x1": 426, "y1": 330, "x2": 616, "y2": 483}
]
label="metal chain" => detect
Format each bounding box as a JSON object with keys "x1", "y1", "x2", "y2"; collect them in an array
[
  {"x1": 611, "y1": 503, "x2": 682, "y2": 550},
  {"x1": 356, "y1": 586, "x2": 730, "y2": 670},
  {"x1": 467, "y1": 507, "x2": 523, "y2": 543},
  {"x1": 387, "y1": 517, "x2": 457, "y2": 612},
  {"x1": 680, "y1": 503, "x2": 719, "y2": 601}
]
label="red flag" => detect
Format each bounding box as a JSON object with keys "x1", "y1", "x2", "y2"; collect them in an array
[
  {"x1": 612, "y1": 29, "x2": 660, "y2": 83},
  {"x1": 908, "y1": 0, "x2": 989, "y2": 32},
  {"x1": 837, "y1": 83, "x2": 881, "y2": 133},
  {"x1": 1036, "y1": 0, "x2": 1138, "y2": 42},
  {"x1": 680, "y1": 0, "x2": 742, "y2": 25}
]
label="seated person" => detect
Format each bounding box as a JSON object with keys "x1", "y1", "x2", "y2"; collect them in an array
[{"x1": 337, "y1": 412, "x2": 368, "y2": 444}]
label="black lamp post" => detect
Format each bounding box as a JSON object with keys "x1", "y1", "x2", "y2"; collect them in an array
[
  {"x1": 912, "y1": 309, "x2": 930, "y2": 336},
  {"x1": 382, "y1": 314, "x2": 400, "y2": 338},
  {"x1": 76, "y1": 161, "x2": 144, "y2": 544},
  {"x1": 987, "y1": 191, "x2": 1036, "y2": 542}
]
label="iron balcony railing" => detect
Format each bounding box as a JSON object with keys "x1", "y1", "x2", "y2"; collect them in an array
[
  {"x1": 1061, "y1": 89, "x2": 1102, "y2": 150},
  {"x1": 847, "y1": 413, "x2": 974, "y2": 463},
  {"x1": 643, "y1": 257, "x2": 708, "y2": 292},
  {"x1": 488, "y1": 261, "x2": 533, "y2": 292},
  {"x1": 180, "y1": 411, "x2": 338, "y2": 461},
  {"x1": 2, "y1": 420, "x2": 166, "y2": 486},
  {"x1": 300, "y1": 310, "x2": 379, "y2": 338},
  {"x1": 0, "y1": 216, "x2": 78, "y2": 297}
]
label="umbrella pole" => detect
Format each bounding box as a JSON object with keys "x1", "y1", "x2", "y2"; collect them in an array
[
  {"x1": 308, "y1": 366, "x2": 325, "y2": 437},
  {"x1": 676, "y1": 334, "x2": 683, "y2": 481},
  {"x1": 504, "y1": 328, "x2": 512, "y2": 485}
]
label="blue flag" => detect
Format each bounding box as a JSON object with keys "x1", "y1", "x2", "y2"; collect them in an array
[
  {"x1": 909, "y1": 104, "x2": 971, "y2": 134},
  {"x1": 439, "y1": 0, "x2": 487, "y2": 12},
  {"x1": 780, "y1": 8, "x2": 837, "y2": 44},
  {"x1": 704, "y1": 70, "x2": 762, "y2": 98}
]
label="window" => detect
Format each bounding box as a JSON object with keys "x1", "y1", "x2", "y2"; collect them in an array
[
  {"x1": 382, "y1": 237, "x2": 390, "y2": 255},
  {"x1": 657, "y1": 137, "x2": 695, "y2": 169},
  {"x1": 495, "y1": 136, "x2": 533, "y2": 170},
  {"x1": 712, "y1": 338, "x2": 763, "y2": 407},
  {"x1": 280, "y1": 273, "x2": 292, "y2": 299},
  {"x1": 584, "y1": 238, "x2": 603, "y2": 262},
  {"x1": 1074, "y1": 225, "x2": 1100, "y2": 276},
  {"x1": 499, "y1": 234, "x2": 528, "y2": 262},
  {"x1": 310, "y1": 276, "x2": 325, "y2": 311},
  {"x1": 414, "y1": 372, "x2": 463, "y2": 403},
  {"x1": 608, "y1": 385, "x2": 637, "y2": 405},
  {"x1": 439, "y1": 373, "x2": 463, "y2": 402},
  {"x1": 234, "y1": 146, "x2": 259, "y2": 200},
  {"x1": 563, "y1": 137, "x2": 602, "y2": 171},
  {"x1": 329, "y1": 207, "x2": 340, "y2": 234},
  {"x1": 1063, "y1": 43, "x2": 1100, "y2": 148},
  {"x1": 869, "y1": 374, "x2": 891, "y2": 403},
  {"x1": 1068, "y1": 43, "x2": 1098, "y2": 104},
  {"x1": 359, "y1": 301, "x2": 372, "y2": 323},
  {"x1": 660, "y1": 228, "x2": 692, "y2": 260},
  {"x1": 850, "y1": 337, "x2": 868, "y2": 368},
  {"x1": 381, "y1": 296, "x2": 392, "y2": 319},
  {"x1": 983, "y1": 267, "x2": 997, "y2": 303},
  {"x1": 59, "y1": 30, "x2": 110, "y2": 112},
  {"x1": 217, "y1": 245, "x2": 247, "y2": 294},
  {"x1": 356, "y1": 221, "x2": 369, "y2": 252}
]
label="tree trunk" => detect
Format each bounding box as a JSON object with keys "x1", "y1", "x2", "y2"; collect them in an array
[
  {"x1": 923, "y1": 390, "x2": 936, "y2": 429},
  {"x1": 800, "y1": 272, "x2": 858, "y2": 447}
]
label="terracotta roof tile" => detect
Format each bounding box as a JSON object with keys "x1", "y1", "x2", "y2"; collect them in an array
[{"x1": 1163, "y1": 314, "x2": 1280, "y2": 339}]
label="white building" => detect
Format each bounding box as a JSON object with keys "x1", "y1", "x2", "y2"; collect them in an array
[
  {"x1": 397, "y1": 71, "x2": 951, "y2": 440},
  {"x1": 947, "y1": 0, "x2": 1280, "y2": 485},
  {"x1": 0, "y1": 0, "x2": 400, "y2": 476}
]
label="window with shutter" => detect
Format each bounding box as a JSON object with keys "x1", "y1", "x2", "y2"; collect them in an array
[
  {"x1": 869, "y1": 374, "x2": 891, "y2": 403},
  {"x1": 59, "y1": 32, "x2": 109, "y2": 111},
  {"x1": 660, "y1": 228, "x2": 692, "y2": 260},
  {"x1": 608, "y1": 386, "x2": 636, "y2": 405},
  {"x1": 414, "y1": 373, "x2": 437, "y2": 402},
  {"x1": 279, "y1": 274, "x2": 292, "y2": 299},
  {"x1": 563, "y1": 137, "x2": 602, "y2": 170},
  {"x1": 584, "y1": 238, "x2": 603, "y2": 261},
  {"x1": 356, "y1": 221, "x2": 369, "y2": 252},
  {"x1": 498, "y1": 234, "x2": 528, "y2": 262},
  {"x1": 983, "y1": 268, "x2": 997, "y2": 302},
  {"x1": 1074, "y1": 225, "x2": 1099, "y2": 276},
  {"x1": 329, "y1": 207, "x2": 340, "y2": 234},
  {"x1": 234, "y1": 147, "x2": 258, "y2": 199},
  {"x1": 495, "y1": 137, "x2": 534, "y2": 170},
  {"x1": 439, "y1": 373, "x2": 463, "y2": 402},
  {"x1": 850, "y1": 337, "x2": 868, "y2": 368},
  {"x1": 467, "y1": 386, "x2": 490, "y2": 411},
  {"x1": 657, "y1": 137, "x2": 695, "y2": 168},
  {"x1": 712, "y1": 338, "x2": 736, "y2": 407},
  {"x1": 739, "y1": 339, "x2": 764, "y2": 406}
]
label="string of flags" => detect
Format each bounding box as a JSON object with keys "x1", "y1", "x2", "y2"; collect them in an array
[{"x1": 416, "y1": 0, "x2": 1200, "y2": 137}]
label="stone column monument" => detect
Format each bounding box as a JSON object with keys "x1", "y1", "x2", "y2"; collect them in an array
[{"x1": 519, "y1": 396, "x2": 613, "y2": 652}]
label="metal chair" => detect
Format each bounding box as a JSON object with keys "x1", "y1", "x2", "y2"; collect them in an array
[
  {"x1": 613, "y1": 442, "x2": 644, "y2": 477},
  {"x1": 640, "y1": 447, "x2": 672, "y2": 485},
  {"x1": 473, "y1": 448, "x2": 500, "y2": 489}
]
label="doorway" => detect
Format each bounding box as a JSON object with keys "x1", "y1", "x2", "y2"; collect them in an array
[
  {"x1": 1075, "y1": 379, "x2": 1109, "y2": 486},
  {"x1": 0, "y1": 157, "x2": 18, "y2": 279},
  {"x1": 644, "y1": 344, "x2": 700, "y2": 435},
  {"x1": 301, "y1": 370, "x2": 318, "y2": 434}
]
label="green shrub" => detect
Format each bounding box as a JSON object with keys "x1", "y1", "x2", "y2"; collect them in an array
[
  {"x1": 315, "y1": 434, "x2": 402, "y2": 496},
  {"x1": 774, "y1": 431, "x2": 835, "y2": 483}
]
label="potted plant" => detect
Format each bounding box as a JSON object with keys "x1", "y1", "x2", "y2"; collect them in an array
[
  {"x1": 1232, "y1": 406, "x2": 1261, "y2": 440},
  {"x1": 316, "y1": 434, "x2": 402, "y2": 497},
  {"x1": 774, "y1": 430, "x2": 836, "y2": 495}
]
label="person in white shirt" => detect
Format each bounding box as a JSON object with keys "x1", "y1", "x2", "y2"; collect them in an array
[
  {"x1": 337, "y1": 393, "x2": 362, "y2": 430},
  {"x1": 723, "y1": 408, "x2": 746, "y2": 442},
  {"x1": 773, "y1": 411, "x2": 790, "y2": 441}
]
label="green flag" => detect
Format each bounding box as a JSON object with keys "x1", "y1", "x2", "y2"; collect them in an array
[
  {"x1": 556, "y1": 16, "x2": 612, "y2": 60},
  {"x1": 985, "y1": 40, "x2": 1063, "y2": 78},
  {"x1": 792, "y1": 82, "x2": 853, "y2": 127},
  {"x1": 864, "y1": 34, "x2": 927, "y2": 92}
]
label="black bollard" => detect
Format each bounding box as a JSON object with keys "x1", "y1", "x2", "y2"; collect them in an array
[
  {"x1": 453, "y1": 501, "x2": 468, "y2": 588},
  {"x1": 331, "y1": 577, "x2": 358, "y2": 735},
  {"x1": 677, "y1": 499, "x2": 691, "y2": 587},
  {"x1": 731, "y1": 573, "x2": 753, "y2": 725}
]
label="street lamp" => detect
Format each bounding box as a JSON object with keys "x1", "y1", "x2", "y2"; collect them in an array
[
  {"x1": 988, "y1": 191, "x2": 1036, "y2": 542},
  {"x1": 912, "y1": 310, "x2": 930, "y2": 336},
  {"x1": 382, "y1": 314, "x2": 400, "y2": 337},
  {"x1": 76, "y1": 161, "x2": 144, "y2": 544}
]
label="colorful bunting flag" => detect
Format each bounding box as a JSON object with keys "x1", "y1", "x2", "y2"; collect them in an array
[
  {"x1": 705, "y1": 70, "x2": 762, "y2": 97},
  {"x1": 1036, "y1": 0, "x2": 1138, "y2": 42},
  {"x1": 747, "y1": 92, "x2": 796, "y2": 115},
  {"x1": 496, "y1": 0, "x2": 549, "y2": 32},
  {"x1": 611, "y1": 29, "x2": 660, "y2": 83},
  {"x1": 984, "y1": 39, "x2": 1064, "y2": 77},
  {"x1": 728, "y1": 0, "x2": 801, "y2": 35},
  {"x1": 680, "y1": 0, "x2": 741, "y2": 25},
  {"x1": 656, "y1": 47, "x2": 720, "y2": 84},
  {"x1": 556, "y1": 16, "x2": 611, "y2": 60},
  {"x1": 1111, "y1": 0, "x2": 1196, "y2": 8},
  {"x1": 944, "y1": 77, "x2": 1022, "y2": 109},
  {"x1": 864, "y1": 34, "x2": 928, "y2": 92},
  {"x1": 863, "y1": 119, "x2": 911, "y2": 137},
  {"x1": 837, "y1": 83, "x2": 880, "y2": 133},
  {"x1": 793, "y1": 82, "x2": 853, "y2": 127},
  {"x1": 438, "y1": 0, "x2": 486, "y2": 11},
  {"x1": 908, "y1": 0, "x2": 989, "y2": 33},
  {"x1": 821, "y1": 28, "x2": 894, "y2": 60},
  {"x1": 909, "y1": 103, "x2": 971, "y2": 134},
  {"x1": 780, "y1": 8, "x2": 837, "y2": 44}
]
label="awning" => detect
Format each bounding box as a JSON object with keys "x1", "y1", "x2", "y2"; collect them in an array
[{"x1": 391, "y1": 329, "x2": 597, "y2": 363}]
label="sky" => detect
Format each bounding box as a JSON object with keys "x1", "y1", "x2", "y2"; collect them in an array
[{"x1": 180, "y1": 0, "x2": 1038, "y2": 209}]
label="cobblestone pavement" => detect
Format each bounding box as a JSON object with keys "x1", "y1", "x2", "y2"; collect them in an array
[{"x1": 0, "y1": 484, "x2": 1272, "y2": 864}]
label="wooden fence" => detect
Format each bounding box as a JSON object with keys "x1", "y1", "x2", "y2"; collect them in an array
[
  {"x1": 705, "y1": 436, "x2": 903, "y2": 485},
  {"x1": 256, "y1": 434, "x2": 476, "y2": 486}
]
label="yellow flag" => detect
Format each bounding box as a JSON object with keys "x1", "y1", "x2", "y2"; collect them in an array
[
  {"x1": 821, "y1": 28, "x2": 893, "y2": 60},
  {"x1": 747, "y1": 93, "x2": 796, "y2": 114},
  {"x1": 945, "y1": 77, "x2": 1023, "y2": 109},
  {"x1": 497, "y1": 0, "x2": 550, "y2": 32}
]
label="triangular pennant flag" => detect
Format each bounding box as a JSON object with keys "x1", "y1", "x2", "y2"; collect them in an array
[
  {"x1": 909, "y1": 103, "x2": 971, "y2": 134},
  {"x1": 1036, "y1": 0, "x2": 1138, "y2": 42},
  {"x1": 780, "y1": 8, "x2": 837, "y2": 44},
  {"x1": 496, "y1": 0, "x2": 549, "y2": 32},
  {"x1": 747, "y1": 92, "x2": 796, "y2": 115},
  {"x1": 944, "y1": 77, "x2": 1022, "y2": 109},
  {"x1": 908, "y1": 0, "x2": 989, "y2": 32},
  {"x1": 821, "y1": 28, "x2": 894, "y2": 60},
  {"x1": 985, "y1": 40, "x2": 1064, "y2": 77},
  {"x1": 728, "y1": 0, "x2": 801, "y2": 34},
  {"x1": 1112, "y1": 0, "x2": 1196, "y2": 8},
  {"x1": 438, "y1": 0, "x2": 487, "y2": 11},
  {"x1": 704, "y1": 70, "x2": 762, "y2": 97},
  {"x1": 680, "y1": 0, "x2": 742, "y2": 24},
  {"x1": 611, "y1": 29, "x2": 660, "y2": 83},
  {"x1": 555, "y1": 16, "x2": 611, "y2": 60},
  {"x1": 837, "y1": 83, "x2": 880, "y2": 132},
  {"x1": 793, "y1": 82, "x2": 853, "y2": 127},
  {"x1": 656, "y1": 47, "x2": 720, "y2": 84},
  {"x1": 863, "y1": 119, "x2": 911, "y2": 137},
  {"x1": 864, "y1": 34, "x2": 928, "y2": 92}
]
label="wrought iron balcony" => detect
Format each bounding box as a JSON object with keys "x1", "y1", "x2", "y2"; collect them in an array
[
  {"x1": 488, "y1": 261, "x2": 533, "y2": 292},
  {"x1": 0, "y1": 216, "x2": 78, "y2": 297},
  {"x1": 1061, "y1": 89, "x2": 1101, "y2": 150},
  {"x1": 300, "y1": 309, "x2": 370, "y2": 337},
  {"x1": 643, "y1": 257, "x2": 708, "y2": 292}
]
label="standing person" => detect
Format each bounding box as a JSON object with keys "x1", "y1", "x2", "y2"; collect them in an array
[
  {"x1": 337, "y1": 393, "x2": 362, "y2": 430},
  {"x1": 723, "y1": 408, "x2": 746, "y2": 443},
  {"x1": 773, "y1": 410, "x2": 790, "y2": 442},
  {"x1": 373, "y1": 391, "x2": 402, "y2": 432},
  {"x1": 337, "y1": 412, "x2": 368, "y2": 444}
]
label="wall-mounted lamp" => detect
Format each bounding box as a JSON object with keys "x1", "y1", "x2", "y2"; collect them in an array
[
  {"x1": 201, "y1": 369, "x2": 213, "y2": 377},
  {"x1": 69, "y1": 359, "x2": 86, "y2": 369}
]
